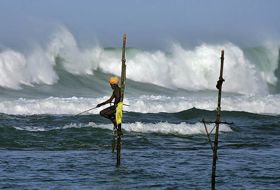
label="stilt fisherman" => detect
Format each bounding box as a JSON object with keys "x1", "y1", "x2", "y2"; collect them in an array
[{"x1": 97, "y1": 76, "x2": 122, "y2": 134}]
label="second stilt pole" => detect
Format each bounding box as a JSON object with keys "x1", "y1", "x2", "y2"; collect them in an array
[{"x1": 211, "y1": 50, "x2": 225, "y2": 190}]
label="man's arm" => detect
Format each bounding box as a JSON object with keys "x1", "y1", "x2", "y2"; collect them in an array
[{"x1": 97, "y1": 93, "x2": 114, "y2": 107}]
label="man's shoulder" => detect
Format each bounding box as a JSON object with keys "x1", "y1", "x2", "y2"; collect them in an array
[
  {"x1": 114, "y1": 86, "x2": 121, "y2": 95},
  {"x1": 113, "y1": 86, "x2": 121, "y2": 92}
]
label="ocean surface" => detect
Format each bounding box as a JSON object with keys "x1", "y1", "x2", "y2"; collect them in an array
[{"x1": 1, "y1": 28, "x2": 280, "y2": 189}]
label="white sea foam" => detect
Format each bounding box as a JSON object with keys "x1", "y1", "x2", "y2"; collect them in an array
[
  {"x1": 1, "y1": 94, "x2": 280, "y2": 115},
  {"x1": 258, "y1": 40, "x2": 280, "y2": 85},
  {"x1": 47, "y1": 26, "x2": 102, "y2": 75},
  {"x1": 0, "y1": 49, "x2": 58, "y2": 89},
  {"x1": 116, "y1": 122, "x2": 232, "y2": 135},
  {"x1": 14, "y1": 121, "x2": 232, "y2": 135},
  {"x1": 104, "y1": 43, "x2": 272, "y2": 95},
  {"x1": 0, "y1": 26, "x2": 279, "y2": 95}
]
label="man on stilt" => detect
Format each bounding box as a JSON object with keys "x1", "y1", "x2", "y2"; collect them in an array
[{"x1": 97, "y1": 76, "x2": 123, "y2": 135}]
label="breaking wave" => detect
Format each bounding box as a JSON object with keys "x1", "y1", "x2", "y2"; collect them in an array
[
  {"x1": 0, "y1": 26, "x2": 279, "y2": 95},
  {"x1": 13, "y1": 121, "x2": 232, "y2": 136},
  {"x1": 0, "y1": 94, "x2": 280, "y2": 115}
]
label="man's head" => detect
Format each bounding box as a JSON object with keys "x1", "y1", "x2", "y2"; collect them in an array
[{"x1": 109, "y1": 76, "x2": 119, "y2": 89}]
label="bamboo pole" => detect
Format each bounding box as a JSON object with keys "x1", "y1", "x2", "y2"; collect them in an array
[
  {"x1": 211, "y1": 50, "x2": 225, "y2": 190},
  {"x1": 120, "y1": 33, "x2": 126, "y2": 103},
  {"x1": 112, "y1": 132, "x2": 116, "y2": 153},
  {"x1": 116, "y1": 33, "x2": 127, "y2": 167}
]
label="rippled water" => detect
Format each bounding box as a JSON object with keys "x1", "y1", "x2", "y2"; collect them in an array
[{"x1": 1, "y1": 110, "x2": 280, "y2": 189}]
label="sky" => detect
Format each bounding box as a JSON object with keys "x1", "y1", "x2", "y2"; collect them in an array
[{"x1": 0, "y1": 0, "x2": 280, "y2": 50}]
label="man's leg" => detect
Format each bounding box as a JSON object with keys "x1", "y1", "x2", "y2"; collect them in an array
[
  {"x1": 100, "y1": 106, "x2": 115, "y2": 120},
  {"x1": 100, "y1": 106, "x2": 117, "y2": 128}
]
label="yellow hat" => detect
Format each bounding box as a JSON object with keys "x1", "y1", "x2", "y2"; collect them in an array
[{"x1": 108, "y1": 76, "x2": 119, "y2": 85}]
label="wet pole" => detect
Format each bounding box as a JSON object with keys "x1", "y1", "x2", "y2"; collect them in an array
[
  {"x1": 211, "y1": 50, "x2": 225, "y2": 190},
  {"x1": 116, "y1": 33, "x2": 126, "y2": 167}
]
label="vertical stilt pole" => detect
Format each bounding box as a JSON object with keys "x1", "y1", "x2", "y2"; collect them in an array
[
  {"x1": 211, "y1": 50, "x2": 225, "y2": 190},
  {"x1": 112, "y1": 133, "x2": 116, "y2": 153},
  {"x1": 116, "y1": 33, "x2": 127, "y2": 167},
  {"x1": 116, "y1": 125, "x2": 122, "y2": 166}
]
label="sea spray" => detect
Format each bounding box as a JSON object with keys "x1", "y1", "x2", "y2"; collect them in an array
[
  {"x1": 12, "y1": 121, "x2": 232, "y2": 135},
  {"x1": 1, "y1": 95, "x2": 280, "y2": 115},
  {"x1": 47, "y1": 26, "x2": 103, "y2": 75},
  {"x1": 0, "y1": 49, "x2": 58, "y2": 89},
  {"x1": 0, "y1": 26, "x2": 279, "y2": 95}
]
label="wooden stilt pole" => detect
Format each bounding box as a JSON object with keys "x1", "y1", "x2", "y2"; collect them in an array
[
  {"x1": 116, "y1": 131, "x2": 121, "y2": 166},
  {"x1": 120, "y1": 33, "x2": 127, "y2": 104},
  {"x1": 116, "y1": 33, "x2": 127, "y2": 167},
  {"x1": 112, "y1": 133, "x2": 116, "y2": 153},
  {"x1": 211, "y1": 50, "x2": 225, "y2": 190}
]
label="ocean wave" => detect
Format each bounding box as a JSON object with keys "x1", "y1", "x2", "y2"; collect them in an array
[
  {"x1": 13, "y1": 121, "x2": 232, "y2": 135},
  {"x1": 0, "y1": 49, "x2": 58, "y2": 89},
  {"x1": 0, "y1": 26, "x2": 279, "y2": 95},
  {"x1": 0, "y1": 94, "x2": 280, "y2": 115}
]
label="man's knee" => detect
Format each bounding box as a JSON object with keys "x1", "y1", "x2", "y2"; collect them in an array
[{"x1": 100, "y1": 110, "x2": 106, "y2": 117}]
